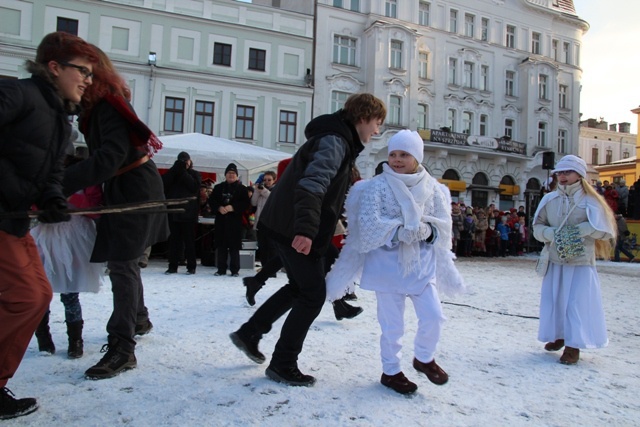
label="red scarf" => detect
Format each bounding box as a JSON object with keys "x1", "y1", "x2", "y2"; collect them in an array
[{"x1": 81, "y1": 94, "x2": 162, "y2": 157}]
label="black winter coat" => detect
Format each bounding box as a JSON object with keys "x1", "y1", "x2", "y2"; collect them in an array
[
  {"x1": 0, "y1": 76, "x2": 71, "y2": 237},
  {"x1": 209, "y1": 180, "x2": 250, "y2": 239},
  {"x1": 63, "y1": 99, "x2": 169, "y2": 262},
  {"x1": 162, "y1": 160, "x2": 201, "y2": 222},
  {"x1": 258, "y1": 110, "x2": 363, "y2": 257}
]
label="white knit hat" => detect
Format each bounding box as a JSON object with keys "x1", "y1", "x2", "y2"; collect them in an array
[
  {"x1": 552, "y1": 154, "x2": 587, "y2": 178},
  {"x1": 388, "y1": 130, "x2": 424, "y2": 163}
]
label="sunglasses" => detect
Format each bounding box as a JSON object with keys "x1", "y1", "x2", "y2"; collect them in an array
[
  {"x1": 59, "y1": 61, "x2": 94, "y2": 79},
  {"x1": 556, "y1": 170, "x2": 576, "y2": 176}
]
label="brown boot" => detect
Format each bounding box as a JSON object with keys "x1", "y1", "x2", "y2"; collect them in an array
[
  {"x1": 544, "y1": 339, "x2": 565, "y2": 352},
  {"x1": 559, "y1": 346, "x2": 580, "y2": 365},
  {"x1": 413, "y1": 358, "x2": 448, "y2": 385},
  {"x1": 380, "y1": 372, "x2": 417, "y2": 395},
  {"x1": 66, "y1": 320, "x2": 84, "y2": 359}
]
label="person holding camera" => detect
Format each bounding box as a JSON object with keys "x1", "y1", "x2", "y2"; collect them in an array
[
  {"x1": 614, "y1": 213, "x2": 634, "y2": 262},
  {"x1": 251, "y1": 171, "x2": 277, "y2": 267},
  {"x1": 209, "y1": 163, "x2": 250, "y2": 276},
  {"x1": 163, "y1": 151, "x2": 201, "y2": 275}
]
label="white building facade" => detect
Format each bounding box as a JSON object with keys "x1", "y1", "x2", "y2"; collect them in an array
[
  {"x1": 578, "y1": 119, "x2": 636, "y2": 182},
  {"x1": 314, "y1": 0, "x2": 588, "y2": 213},
  {"x1": 0, "y1": 0, "x2": 315, "y2": 171}
]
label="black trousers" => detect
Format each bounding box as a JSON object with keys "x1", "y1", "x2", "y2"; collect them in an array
[
  {"x1": 106, "y1": 259, "x2": 149, "y2": 353},
  {"x1": 168, "y1": 220, "x2": 197, "y2": 271},
  {"x1": 240, "y1": 241, "x2": 326, "y2": 369}
]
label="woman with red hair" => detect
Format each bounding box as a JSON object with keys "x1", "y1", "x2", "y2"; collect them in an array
[
  {"x1": 0, "y1": 31, "x2": 97, "y2": 420},
  {"x1": 63, "y1": 47, "x2": 169, "y2": 380}
]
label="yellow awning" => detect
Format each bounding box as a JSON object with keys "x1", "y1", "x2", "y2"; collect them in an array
[
  {"x1": 499, "y1": 184, "x2": 520, "y2": 195},
  {"x1": 438, "y1": 179, "x2": 466, "y2": 192}
]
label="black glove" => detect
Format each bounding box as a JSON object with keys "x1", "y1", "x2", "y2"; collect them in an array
[{"x1": 38, "y1": 198, "x2": 71, "y2": 223}]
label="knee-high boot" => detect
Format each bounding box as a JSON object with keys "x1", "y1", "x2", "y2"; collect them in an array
[
  {"x1": 66, "y1": 320, "x2": 84, "y2": 359},
  {"x1": 35, "y1": 310, "x2": 55, "y2": 354}
]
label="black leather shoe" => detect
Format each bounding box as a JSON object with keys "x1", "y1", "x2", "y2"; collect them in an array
[
  {"x1": 332, "y1": 298, "x2": 363, "y2": 321},
  {"x1": 230, "y1": 330, "x2": 265, "y2": 364},
  {"x1": 380, "y1": 372, "x2": 417, "y2": 395},
  {"x1": 265, "y1": 365, "x2": 316, "y2": 387}
]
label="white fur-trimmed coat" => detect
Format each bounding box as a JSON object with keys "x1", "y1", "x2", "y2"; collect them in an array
[{"x1": 326, "y1": 171, "x2": 465, "y2": 301}]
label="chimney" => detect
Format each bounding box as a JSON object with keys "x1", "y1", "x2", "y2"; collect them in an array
[
  {"x1": 595, "y1": 119, "x2": 608, "y2": 130},
  {"x1": 609, "y1": 124, "x2": 617, "y2": 132},
  {"x1": 618, "y1": 122, "x2": 631, "y2": 133}
]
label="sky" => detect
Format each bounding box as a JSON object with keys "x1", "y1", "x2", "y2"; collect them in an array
[
  {"x1": 6, "y1": 256, "x2": 640, "y2": 426},
  {"x1": 576, "y1": 0, "x2": 640, "y2": 134}
]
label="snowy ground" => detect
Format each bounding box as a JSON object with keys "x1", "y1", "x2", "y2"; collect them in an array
[{"x1": 5, "y1": 255, "x2": 640, "y2": 426}]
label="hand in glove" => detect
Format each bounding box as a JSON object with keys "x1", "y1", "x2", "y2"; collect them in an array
[
  {"x1": 541, "y1": 227, "x2": 556, "y2": 243},
  {"x1": 576, "y1": 222, "x2": 596, "y2": 238},
  {"x1": 38, "y1": 198, "x2": 71, "y2": 223},
  {"x1": 397, "y1": 223, "x2": 432, "y2": 244}
]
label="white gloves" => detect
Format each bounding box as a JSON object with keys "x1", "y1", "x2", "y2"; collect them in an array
[
  {"x1": 576, "y1": 222, "x2": 596, "y2": 237},
  {"x1": 542, "y1": 227, "x2": 557, "y2": 243},
  {"x1": 397, "y1": 223, "x2": 432, "y2": 244}
]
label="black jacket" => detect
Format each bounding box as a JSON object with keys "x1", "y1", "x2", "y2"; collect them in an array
[
  {"x1": 209, "y1": 180, "x2": 250, "y2": 232},
  {"x1": 258, "y1": 110, "x2": 364, "y2": 257},
  {"x1": 0, "y1": 76, "x2": 71, "y2": 237},
  {"x1": 63, "y1": 99, "x2": 169, "y2": 262},
  {"x1": 162, "y1": 160, "x2": 201, "y2": 222}
]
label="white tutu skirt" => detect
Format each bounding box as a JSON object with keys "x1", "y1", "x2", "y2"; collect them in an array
[
  {"x1": 538, "y1": 263, "x2": 608, "y2": 349},
  {"x1": 31, "y1": 215, "x2": 105, "y2": 294}
]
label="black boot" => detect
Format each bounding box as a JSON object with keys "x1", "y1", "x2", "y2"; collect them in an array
[
  {"x1": 35, "y1": 310, "x2": 55, "y2": 354},
  {"x1": 332, "y1": 298, "x2": 363, "y2": 321},
  {"x1": 66, "y1": 320, "x2": 84, "y2": 359}
]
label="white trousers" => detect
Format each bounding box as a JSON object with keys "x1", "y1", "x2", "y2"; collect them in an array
[{"x1": 375, "y1": 284, "x2": 445, "y2": 376}]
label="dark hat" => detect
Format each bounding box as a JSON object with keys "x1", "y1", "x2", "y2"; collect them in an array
[
  {"x1": 177, "y1": 151, "x2": 190, "y2": 161},
  {"x1": 225, "y1": 163, "x2": 238, "y2": 175}
]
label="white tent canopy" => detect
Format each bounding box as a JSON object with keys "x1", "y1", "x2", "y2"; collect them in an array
[{"x1": 154, "y1": 133, "x2": 291, "y2": 183}]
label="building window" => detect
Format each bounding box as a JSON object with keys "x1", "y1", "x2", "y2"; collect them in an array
[
  {"x1": 164, "y1": 97, "x2": 184, "y2": 132},
  {"x1": 462, "y1": 111, "x2": 473, "y2": 134},
  {"x1": 417, "y1": 103, "x2": 428, "y2": 130},
  {"x1": 606, "y1": 149, "x2": 613, "y2": 164},
  {"x1": 591, "y1": 147, "x2": 599, "y2": 165},
  {"x1": 506, "y1": 25, "x2": 515, "y2": 48},
  {"x1": 57, "y1": 17, "x2": 78, "y2": 35},
  {"x1": 557, "y1": 129, "x2": 567, "y2": 153},
  {"x1": 558, "y1": 84, "x2": 568, "y2": 109},
  {"x1": 480, "y1": 65, "x2": 489, "y2": 91},
  {"x1": 333, "y1": 0, "x2": 343, "y2": 7},
  {"x1": 538, "y1": 74, "x2": 548, "y2": 100},
  {"x1": 552, "y1": 39, "x2": 559, "y2": 61},
  {"x1": 389, "y1": 95, "x2": 402, "y2": 125},
  {"x1": 463, "y1": 61, "x2": 474, "y2": 88},
  {"x1": 448, "y1": 58, "x2": 457, "y2": 85},
  {"x1": 481, "y1": 18, "x2": 489, "y2": 41},
  {"x1": 465, "y1": 14, "x2": 475, "y2": 37},
  {"x1": 418, "y1": 52, "x2": 429, "y2": 79},
  {"x1": 504, "y1": 118, "x2": 514, "y2": 138},
  {"x1": 537, "y1": 122, "x2": 547, "y2": 147},
  {"x1": 385, "y1": 0, "x2": 397, "y2": 18},
  {"x1": 505, "y1": 70, "x2": 515, "y2": 96},
  {"x1": 279, "y1": 110, "x2": 297, "y2": 144},
  {"x1": 235, "y1": 105, "x2": 255, "y2": 139},
  {"x1": 350, "y1": 0, "x2": 360, "y2": 11},
  {"x1": 450, "y1": 10, "x2": 458, "y2": 33},
  {"x1": 623, "y1": 151, "x2": 630, "y2": 159},
  {"x1": 333, "y1": 35, "x2": 357, "y2": 66},
  {"x1": 194, "y1": 101, "x2": 214, "y2": 135},
  {"x1": 563, "y1": 42, "x2": 570, "y2": 64},
  {"x1": 479, "y1": 114, "x2": 488, "y2": 136},
  {"x1": 448, "y1": 109, "x2": 457, "y2": 132},
  {"x1": 419, "y1": 2, "x2": 430, "y2": 26},
  {"x1": 390, "y1": 40, "x2": 403, "y2": 69},
  {"x1": 248, "y1": 48, "x2": 266, "y2": 71},
  {"x1": 331, "y1": 91, "x2": 350, "y2": 112},
  {"x1": 532, "y1": 32, "x2": 540, "y2": 54},
  {"x1": 213, "y1": 43, "x2": 232, "y2": 66}
]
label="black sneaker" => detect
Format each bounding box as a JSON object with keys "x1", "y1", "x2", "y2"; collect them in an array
[
  {"x1": 85, "y1": 344, "x2": 137, "y2": 380},
  {"x1": 229, "y1": 330, "x2": 265, "y2": 364},
  {"x1": 214, "y1": 271, "x2": 225, "y2": 276},
  {"x1": 343, "y1": 292, "x2": 358, "y2": 301},
  {"x1": 332, "y1": 298, "x2": 363, "y2": 321},
  {"x1": 243, "y1": 276, "x2": 264, "y2": 306},
  {"x1": 186, "y1": 269, "x2": 196, "y2": 275},
  {"x1": 0, "y1": 388, "x2": 38, "y2": 420},
  {"x1": 265, "y1": 365, "x2": 316, "y2": 387},
  {"x1": 164, "y1": 269, "x2": 177, "y2": 275},
  {"x1": 135, "y1": 319, "x2": 153, "y2": 336}
]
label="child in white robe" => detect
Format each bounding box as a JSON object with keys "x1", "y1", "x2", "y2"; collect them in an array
[{"x1": 532, "y1": 155, "x2": 616, "y2": 365}]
